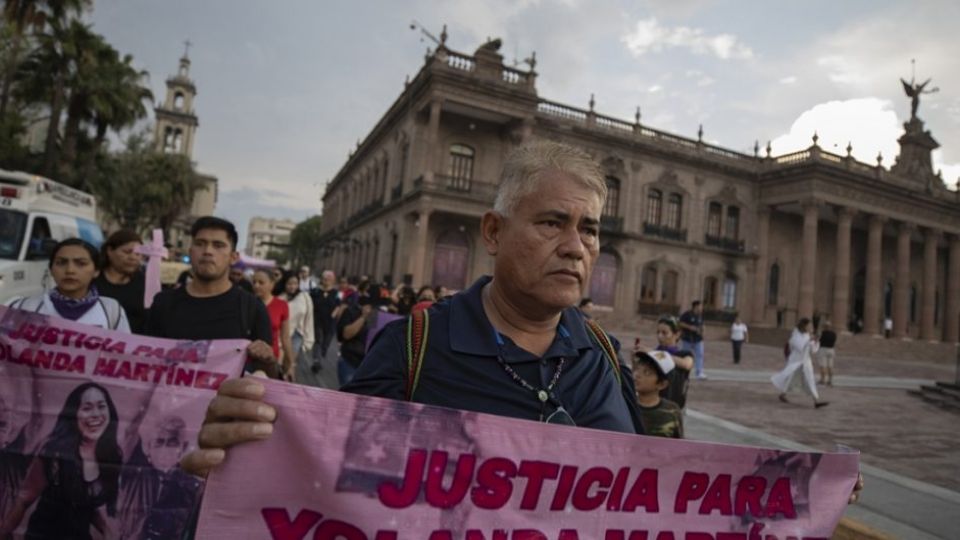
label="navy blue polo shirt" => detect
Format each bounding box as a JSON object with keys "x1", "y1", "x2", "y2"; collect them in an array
[{"x1": 342, "y1": 276, "x2": 636, "y2": 434}]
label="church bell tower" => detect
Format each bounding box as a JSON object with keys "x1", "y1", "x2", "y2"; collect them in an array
[{"x1": 154, "y1": 44, "x2": 199, "y2": 157}]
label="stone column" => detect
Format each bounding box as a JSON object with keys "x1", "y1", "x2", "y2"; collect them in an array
[
  {"x1": 832, "y1": 207, "x2": 855, "y2": 331},
  {"x1": 945, "y1": 236, "x2": 960, "y2": 343},
  {"x1": 921, "y1": 228, "x2": 940, "y2": 341},
  {"x1": 423, "y1": 100, "x2": 442, "y2": 183},
  {"x1": 797, "y1": 201, "x2": 819, "y2": 321},
  {"x1": 863, "y1": 215, "x2": 886, "y2": 336},
  {"x1": 892, "y1": 223, "x2": 913, "y2": 339},
  {"x1": 751, "y1": 207, "x2": 771, "y2": 325},
  {"x1": 408, "y1": 209, "x2": 432, "y2": 286}
]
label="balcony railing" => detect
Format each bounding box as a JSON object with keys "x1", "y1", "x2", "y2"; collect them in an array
[
  {"x1": 643, "y1": 222, "x2": 687, "y2": 242},
  {"x1": 705, "y1": 235, "x2": 745, "y2": 253},
  {"x1": 412, "y1": 174, "x2": 499, "y2": 201},
  {"x1": 703, "y1": 308, "x2": 738, "y2": 323},
  {"x1": 600, "y1": 215, "x2": 623, "y2": 233},
  {"x1": 637, "y1": 301, "x2": 681, "y2": 317}
]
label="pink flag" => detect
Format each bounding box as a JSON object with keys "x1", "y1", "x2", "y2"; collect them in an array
[
  {"x1": 135, "y1": 228, "x2": 168, "y2": 308},
  {"x1": 0, "y1": 305, "x2": 247, "y2": 540},
  {"x1": 197, "y1": 380, "x2": 860, "y2": 539}
]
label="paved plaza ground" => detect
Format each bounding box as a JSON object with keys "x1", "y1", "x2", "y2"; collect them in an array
[{"x1": 651, "y1": 338, "x2": 960, "y2": 492}]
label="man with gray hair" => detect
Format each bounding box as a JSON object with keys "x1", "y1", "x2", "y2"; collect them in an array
[{"x1": 181, "y1": 140, "x2": 641, "y2": 477}]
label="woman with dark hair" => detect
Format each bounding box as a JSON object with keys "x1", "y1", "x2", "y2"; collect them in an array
[
  {"x1": 411, "y1": 285, "x2": 436, "y2": 314},
  {"x1": 0, "y1": 383, "x2": 122, "y2": 538},
  {"x1": 278, "y1": 271, "x2": 315, "y2": 384},
  {"x1": 771, "y1": 318, "x2": 829, "y2": 408},
  {"x1": 391, "y1": 285, "x2": 416, "y2": 316},
  {"x1": 253, "y1": 269, "x2": 294, "y2": 380},
  {"x1": 7, "y1": 238, "x2": 130, "y2": 331},
  {"x1": 94, "y1": 229, "x2": 146, "y2": 333}
]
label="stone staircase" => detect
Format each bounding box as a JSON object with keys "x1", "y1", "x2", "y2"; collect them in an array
[{"x1": 908, "y1": 381, "x2": 960, "y2": 412}]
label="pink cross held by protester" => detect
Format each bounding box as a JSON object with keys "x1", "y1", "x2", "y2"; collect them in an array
[{"x1": 135, "y1": 229, "x2": 168, "y2": 308}]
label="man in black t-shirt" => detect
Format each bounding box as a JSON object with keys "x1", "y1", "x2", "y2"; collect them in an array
[
  {"x1": 144, "y1": 217, "x2": 276, "y2": 376},
  {"x1": 335, "y1": 288, "x2": 373, "y2": 387},
  {"x1": 817, "y1": 323, "x2": 838, "y2": 386}
]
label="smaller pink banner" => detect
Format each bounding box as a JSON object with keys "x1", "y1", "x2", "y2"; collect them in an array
[
  {"x1": 0, "y1": 305, "x2": 247, "y2": 539},
  {"x1": 198, "y1": 380, "x2": 859, "y2": 540}
]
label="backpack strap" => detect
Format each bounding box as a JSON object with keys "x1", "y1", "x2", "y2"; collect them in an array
[
  {"x1": 584, "y1": 319, "x2": 623, "y2": 386},
  {"x1": 404, "y1": 310, "x2": 430, "y2": 401},
  {"x1": 97, "y1": 298, "x2": 121, "y2": 330},
  {"x1": 10, "y1": 296, "x2": 42, "y2": 312}
]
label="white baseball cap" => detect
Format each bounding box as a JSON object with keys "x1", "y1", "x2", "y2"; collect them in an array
[{"x1": 635, "y1": 349, "x2": 676, "y2": 377}]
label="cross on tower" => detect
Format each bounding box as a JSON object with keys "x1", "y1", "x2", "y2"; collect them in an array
[{"x1": 183, "y1": 39, "x2": 192, "y2": 58}]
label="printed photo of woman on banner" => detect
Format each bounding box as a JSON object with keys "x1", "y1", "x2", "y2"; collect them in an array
[{"x1": 0, "y1": 304, "x2": 248, "y2": 539}]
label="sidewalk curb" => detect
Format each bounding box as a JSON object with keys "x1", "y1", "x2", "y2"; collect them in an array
[{"x1": 834, "y1": 517, "x2": 894, "y2": 540}]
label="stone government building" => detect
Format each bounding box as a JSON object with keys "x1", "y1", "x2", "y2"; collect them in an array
[{"x1": 316, "y1": 34, "x2": 960, "y2": 343}]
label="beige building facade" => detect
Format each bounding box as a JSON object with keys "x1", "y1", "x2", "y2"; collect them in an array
[
  {"x1": 246, "y1": 217, "x2": 296, "y2": 260},
  {"x1": 316, "y1": 36, "x2": 960, "y2": 342}
]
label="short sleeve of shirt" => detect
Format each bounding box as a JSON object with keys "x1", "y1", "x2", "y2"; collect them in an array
[
  {"x1": 341, "y1": 319, "x2": 406, "y2": 400},
  {"x1": 142, "y1": 290, "x2": 171, "y2": 337},
  {"x1": 251, "y1": 300, "x2": 272, "y2": 345},
  {"x1": 336, "y1": 302, "x2": 360, "y2": 339}
]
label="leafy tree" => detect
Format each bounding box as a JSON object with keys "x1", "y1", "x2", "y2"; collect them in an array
[
  {"x1": 60, "y1": 35, "x2": 152, "y2": 185},
  {"x1": 289, "y1": 215, "x2": 323, "y2": 268},
  {"x1": 89, "y1": 132, "x2": 205, "y2": 238},
  {"x1": 1, "y1": 0, "x2": 89, "y2": 168}
]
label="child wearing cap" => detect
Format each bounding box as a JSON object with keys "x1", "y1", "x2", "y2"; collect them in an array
[
  {"x1": 652, "y1": 316, "x2": 694, "y2": 409},
  {"x1": 633, "y1": 350, "x2": 684, "y2": 439}
]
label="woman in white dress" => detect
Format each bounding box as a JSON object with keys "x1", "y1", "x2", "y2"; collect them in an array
[{"x1": 771, "y1": 318, "x2": 829, "y2": 408}]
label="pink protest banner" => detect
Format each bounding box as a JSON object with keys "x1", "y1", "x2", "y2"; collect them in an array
[
  {"x1": 197, "y1": 380, "x2": 859, "y2": 540},
  {"x1": 0, "y1": 305, "x2": 247, "y2": 539}
]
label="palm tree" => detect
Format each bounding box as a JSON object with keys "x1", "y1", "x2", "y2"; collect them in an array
[
  {"x1": 16, "y1": 17, "x2": 98, "y2": 179},
  {"x1": 75, "y1": 47, "x2": 153, "y2": 184},
  {"x1": 0, "y1": 0, "x2": 89, "y2": 118}
]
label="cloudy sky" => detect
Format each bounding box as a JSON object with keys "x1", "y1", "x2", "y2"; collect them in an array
[{"x1": 88, "y1": 0, "x2": 960, "y2": 248}]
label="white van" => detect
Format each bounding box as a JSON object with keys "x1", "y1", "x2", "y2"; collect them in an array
[{"x1": 0, "y1": 169, "x2": 104, "y2": 303}]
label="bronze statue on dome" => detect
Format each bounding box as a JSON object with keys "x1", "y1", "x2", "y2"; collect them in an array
[{"x1": 900, "y1": 60, "x2": 939, "y2": 120}]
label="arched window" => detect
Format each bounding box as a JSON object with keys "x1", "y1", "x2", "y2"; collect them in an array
[
  {"x1": 725, "y1": 206, "x2": 740, "y2": 240},
  {"x1": 722, "y1": 278, "x2": 737, "y2": 309},
  {"x1": 646, "y1": 189, "x2": 662, "y2": 225},
  {"x1": 665, "y1": 193, "x2": 683, "y2": 230},
  {"x1": 661, "y1": 270, "x2": 679, "y2": 305},
  {"x1": 448, "y1": 144, "x2": 474, "y2": 190},
  {"x1": 640, "y1": 265, "x2": 658, "y2": 302},
  {"x1": 704, "y1": 276, "x2": 718, "y2": 309},
  {"x1": 768, "y1": 263, "x2": 780, "y2": 305},
  {"x1": 173, "y1": 92, "x2": 185, "y2": 110},
  {"x1": 603, "y1": 176, "x2": 620, "y2": 217},
  {"x1": 589, "y1": 251, "x2": 619, "y2": 307},
  {"x1": 707, "y1": 202, "x2": 723, "y2": 238}
]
